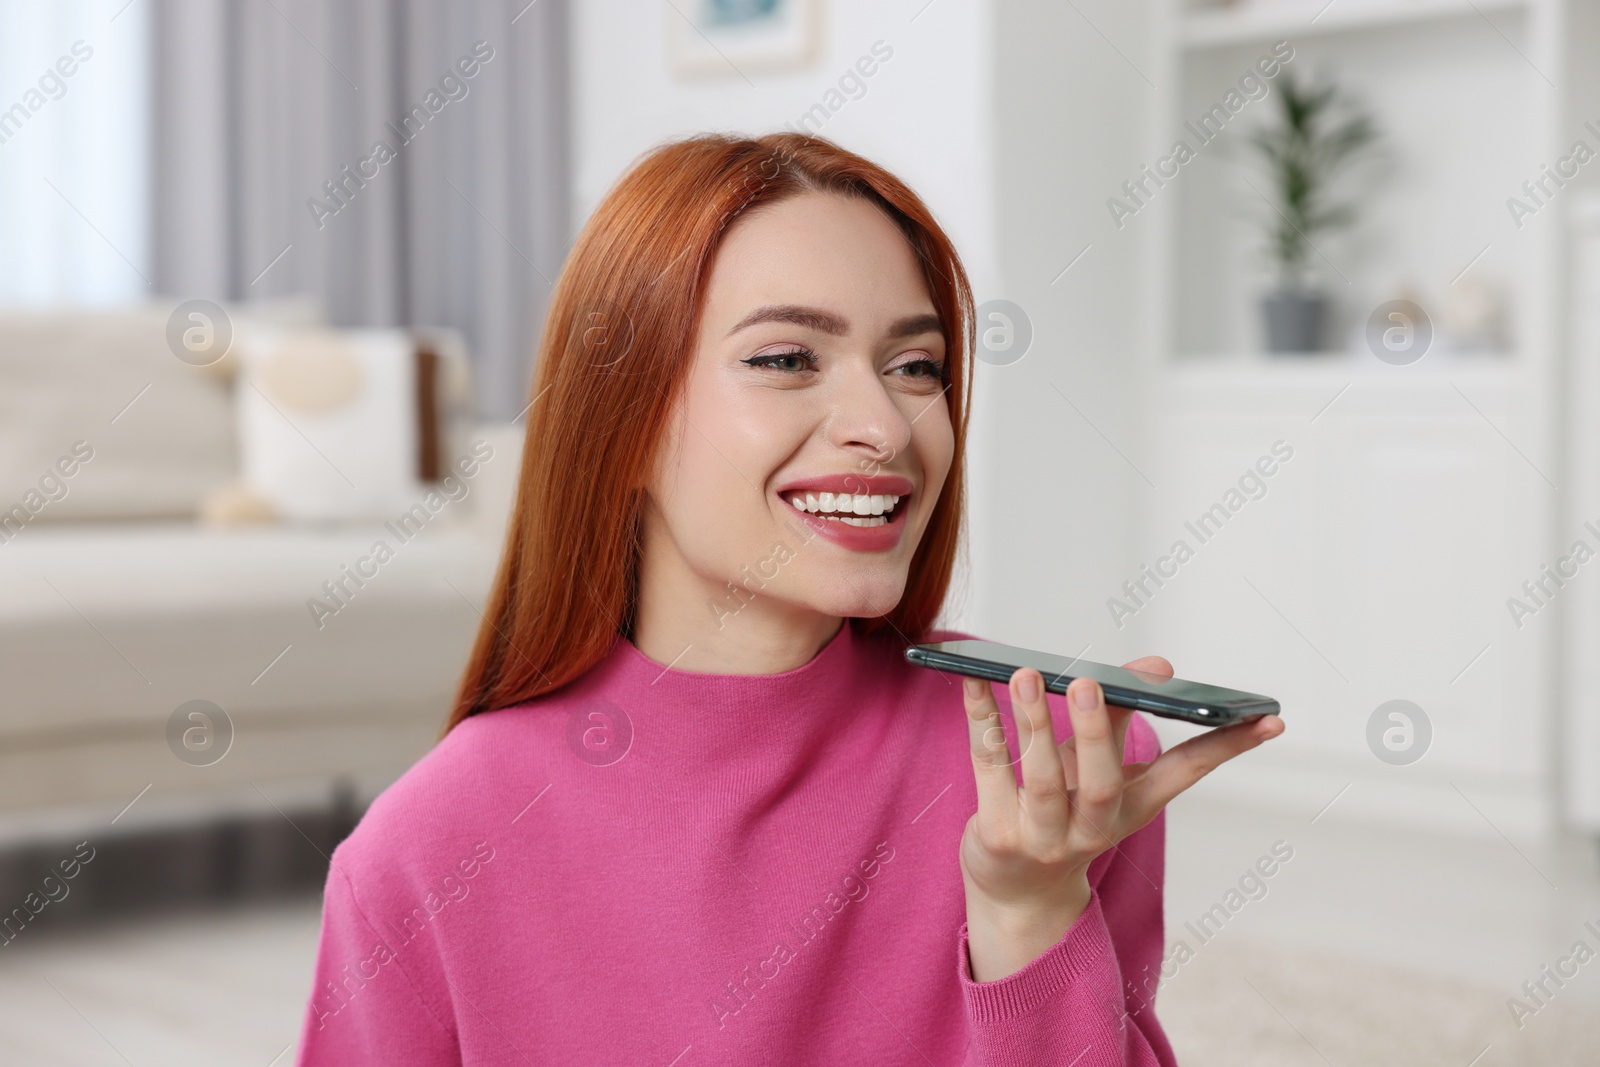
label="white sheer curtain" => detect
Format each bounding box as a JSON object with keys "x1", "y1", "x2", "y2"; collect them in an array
[{"x1": 0, "y1": 0, "x2": 150, "y2": 306}]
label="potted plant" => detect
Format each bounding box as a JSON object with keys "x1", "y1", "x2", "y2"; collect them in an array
[{"x1": 1246, "y1": 73, "x2": 1379, "y2": 353}]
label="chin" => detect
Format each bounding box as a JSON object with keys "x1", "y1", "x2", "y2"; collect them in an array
[{"x1": 803, "y1": 570, "x2": 908, "y2": 620}]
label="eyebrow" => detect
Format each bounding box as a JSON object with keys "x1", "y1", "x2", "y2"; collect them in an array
[{"x1": 725, "y1": 304, "x2": 943, "y2": 341}]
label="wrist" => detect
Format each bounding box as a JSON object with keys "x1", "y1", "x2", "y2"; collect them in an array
[{"x1": 963, "y1": 872, "x2": 1092, "y2": 983}]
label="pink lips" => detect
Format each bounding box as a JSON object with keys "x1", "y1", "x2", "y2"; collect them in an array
[{"x1": 774, "y1": 473, "x2": 915, "y2": 553}]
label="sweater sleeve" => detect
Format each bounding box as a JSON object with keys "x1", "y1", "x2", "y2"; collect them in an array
[
  {"x1": 955, "y1": 718, "x2": 1178, "y2": 1066},
  {"x1": 293, "y1": 859, "x2": 460, "y2": 1066}
]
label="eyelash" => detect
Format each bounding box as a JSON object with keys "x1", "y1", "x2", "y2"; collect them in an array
[
  {"x1": 742, "y1": 347, "x2": 818, "y2": 371},
  {"x1": 741, "y1": 347, "x2": 946, "y2": 379}
]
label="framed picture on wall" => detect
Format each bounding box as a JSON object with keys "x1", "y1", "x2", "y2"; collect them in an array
[{"x1": 667, "y1": 0, "x2": 823, "y2": 80}]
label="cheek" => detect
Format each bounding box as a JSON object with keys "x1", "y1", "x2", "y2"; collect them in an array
[
  {"x1": 655, "y1": 381, "x2": 796, "y2": 562},
  {"x1": 673, "y1": 425, "x2": 748, "y2": 515},
  {"x1": 910, "y1": 407, "x2": 956, "y2": 514}
]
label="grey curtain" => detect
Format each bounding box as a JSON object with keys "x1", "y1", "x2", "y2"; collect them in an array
[{"x1": 148, "y1": 0, "x2": 569, "y2": 419}]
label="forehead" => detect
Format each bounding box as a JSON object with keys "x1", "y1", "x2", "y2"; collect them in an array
[{"x1": 701, "y1": 192, "x2": 933, "y2": 330}]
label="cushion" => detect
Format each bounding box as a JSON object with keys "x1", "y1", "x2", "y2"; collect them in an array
[{"x1": 230, "y1": 327, "x2": 472, "y2": 522}]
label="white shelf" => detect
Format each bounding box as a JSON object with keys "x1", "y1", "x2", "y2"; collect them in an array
[
  {"x1": 1163, "y1": 350, "x2": 1521, "y2": 390},
  {"x1": 1182, "y1": 0, "x2": 1529, "y2": 49},
  {"x1": 1172, "y1": 348, "x2": 1519, "y2": 364},
  {"x1": 1139, "y1": 0, "x2": 1566, "y2": 835}
]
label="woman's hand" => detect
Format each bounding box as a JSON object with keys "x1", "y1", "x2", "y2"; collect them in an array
[{"x1": 959, "y1": 658, "x2": 1284, "y2": 982}]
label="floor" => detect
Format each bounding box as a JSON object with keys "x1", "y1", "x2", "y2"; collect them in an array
[
  {"x1": 1159, "y1": 793, "x2": 1600, "y2": 1066},
  {"x1": 0, "y1": 900, "x2": 320, "y2": 1066},
  {"x1": 2, "y1": 795, "x2": 1598, "y2": 1065}
]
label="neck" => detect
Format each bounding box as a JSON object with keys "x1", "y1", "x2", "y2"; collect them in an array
[{"x1": 633, "y1": 523, "x2": 844, "y2": 676}]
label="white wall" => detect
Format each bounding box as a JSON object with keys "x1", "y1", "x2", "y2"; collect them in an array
[
  {"x1": 571, "y1": 1, "x2": 998, "y2": 281},
  {"x1": 978, "y1": 0, "x2": 1155, "y2": 658}
]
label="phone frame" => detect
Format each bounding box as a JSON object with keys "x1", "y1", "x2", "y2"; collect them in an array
[{"x1": 905, "y1": 640, "x2": 1280, "y2": 727}]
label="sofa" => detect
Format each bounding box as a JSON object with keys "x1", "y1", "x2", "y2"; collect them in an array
[{"x1": 0, "y1": 300, "x2": 521, "y2": 852}]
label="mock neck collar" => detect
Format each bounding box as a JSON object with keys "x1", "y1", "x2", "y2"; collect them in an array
[
  {"x1": 572, "y1": 619, "x2": 886, "y2": 773},
  {"x1": 611, "y1": 619, "x2": 856, "y2": 693}
]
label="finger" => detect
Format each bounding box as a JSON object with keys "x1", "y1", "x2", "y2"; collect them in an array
[
  {"x1": 1120, "y1": 655, "x2": 1174, "y2": 681},
  {"x1": 1062, "y1": 736, "x2": 1148, "y2": 824},
  {"x1": 1055, "y1": 735, "x2": 1081, "y2": 791},
  {"x1": 1066, "y1": 678, "x2": 1124, "y2": 840},
  {"x1": 1111, "y1": 656, "x2": 1170, "y2": 763},
  {"x1": 1124, "y1": 714, "x2": 1284, "y2": 822},
  {"x1": 1109, "y1": 703, "x2": 1135, "y2": 765},
  {"x1": 961, "y1": 676, "x2": 1019, "y2": 824},
  {"x1": 1009, "y1": 668, "x2": 1069, "y2": 829}
]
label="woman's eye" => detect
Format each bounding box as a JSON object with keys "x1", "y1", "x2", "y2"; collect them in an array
[
  {"x1": 890, "y1": 357, "x2": 944, "y2": 380},
  {"x1": 742, "y1": 348, "x2": 816, "y2": 372}
]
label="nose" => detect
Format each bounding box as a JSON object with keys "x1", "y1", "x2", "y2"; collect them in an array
[{"x1": 822, "y1": 363, "x2": 912, "y2": 470}]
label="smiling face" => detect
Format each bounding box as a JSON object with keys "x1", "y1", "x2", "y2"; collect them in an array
[{"x1": 635, "y1": 191, "x2": 956, "y2": 669}]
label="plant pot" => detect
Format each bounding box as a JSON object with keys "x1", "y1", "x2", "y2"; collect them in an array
[{"x1": 1259, "y1": 289, "x2": 1328, "y2": 354}]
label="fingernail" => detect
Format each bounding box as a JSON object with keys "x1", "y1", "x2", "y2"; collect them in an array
[
  {"x1": 1015, "y1": 671, "x2": 1040, "y2": 703},
  {"x1": 1071, "y1": 681, "x2": 1101, "y2": 711},
  {"x1": 963, "y1": 677, "x2": 986, "y2": 700}
]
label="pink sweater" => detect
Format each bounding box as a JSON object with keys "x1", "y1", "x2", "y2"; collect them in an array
[{"x1": 294, "y1": 622, "x2": 1177, "y2": 1066}]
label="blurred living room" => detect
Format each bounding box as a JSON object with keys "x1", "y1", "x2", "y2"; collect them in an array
[{"x1": 3, "y1": 0, "x2": 1600, "y2": 1063}]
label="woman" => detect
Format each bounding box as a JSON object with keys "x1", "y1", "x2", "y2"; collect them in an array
[{"x1": 294, "y1": 132, "x2": 1283, "y2": 1066}]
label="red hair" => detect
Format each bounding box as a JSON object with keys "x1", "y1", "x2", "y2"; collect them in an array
[{"x1": 444, "y1": 132, "x2": 974, "y2": 732}]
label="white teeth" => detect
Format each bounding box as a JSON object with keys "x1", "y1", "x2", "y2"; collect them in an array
[
  {"x1": 784, "y1": 490, "x2": 904, "y2": 519},
  {"x1": 813, "y1": 514, "x2": 888, "y2": 527}
]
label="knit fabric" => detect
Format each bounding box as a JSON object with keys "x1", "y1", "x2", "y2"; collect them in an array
[{"x1": 294, "y1": 621, "x2": 1177, "y2": 1065}]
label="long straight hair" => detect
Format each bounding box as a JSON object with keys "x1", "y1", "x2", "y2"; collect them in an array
[{"x1": 444, "y1": 132, "x2": 974, "y2": 733}]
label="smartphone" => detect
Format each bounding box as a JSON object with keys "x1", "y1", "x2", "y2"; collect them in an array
[{"x1": 904, "y1": 639, "x2": 1280, "y2": 727}]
